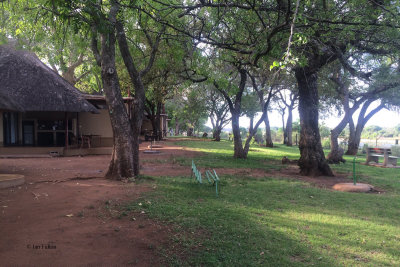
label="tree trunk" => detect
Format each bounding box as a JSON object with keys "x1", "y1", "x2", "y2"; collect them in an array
[
  {"x1": 327, "y1": 111, "x2": 353, "y2": 163},
  {"x1": 286, "y1": 109, "x2": 293, "y2": 146},
  {"x1": 115, "y1": 16, "x2": 163, "y2": 177},
  {"x1": 347, "y1": 121, "x2": 364, "y2": 155},
  {"x1": 281, "y1": 111, "x2": 287, "y2": 144},
  {"x1": 346, "y1": 117, "x2": 356, "y2": 155},
  {"x1": 264, "y1": 113, "x2": 273, "y2": 147},
  {"x1": 129, "y1": 77, "x2": 145, "y2": 176},
  {"x1": 89, "y1": 6, "x2": 137, "y2": 180},
  {"x1": 346, "y1": 131, "x2": 361, "y2": 155},
  {"x1": 175, "y1": 120, "x2": 180, "y2": 135},
  {"x1": 295, "y1": 69, "x2": 333, "y2": 176},
  {"x1": 232, "y1": 111, "x2": 246, "y2": 158},
  {"x1": 327, "y1": 130, "x2": 345, "y2": 164},
  {"x1": 346, "y1": 100, "x2": 385, "y2": 155},
  {"x1": 155, "y1": 102, "x2": 162, "y2": 140},
  {"x1": 216, "y1": 68, "x2": 247, "y2": 158},
  {"x1": 97, "y1": 36, "x2": 136, "y2": 180},
  {"x1": 213, "y1": 128, "x2": 222, "y2": 141}
]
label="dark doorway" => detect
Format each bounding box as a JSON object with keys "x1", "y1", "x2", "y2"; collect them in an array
[
  {"x1": 3, "y1": 112, "x2": 19, "y2": 146},
  {"x1": 22, "y1": 121, "x2": 34, "y2": 145}
]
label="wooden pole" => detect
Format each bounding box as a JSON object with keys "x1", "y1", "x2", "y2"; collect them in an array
[{"x1": 65, "y1": 112, "x2": 69, "y2": 149}]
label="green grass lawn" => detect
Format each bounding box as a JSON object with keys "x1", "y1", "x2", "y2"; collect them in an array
[{"x1": 129, "y1": 139, "x2": 400, "y2": 266}]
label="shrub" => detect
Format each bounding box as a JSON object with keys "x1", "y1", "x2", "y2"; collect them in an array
[{"x1": 322, "y1": 138, "x2": 330, "y2": 149}]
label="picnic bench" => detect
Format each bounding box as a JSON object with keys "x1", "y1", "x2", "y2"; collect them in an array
[{"x1": 366, "y1": 147, "x2": 399, "y2": 166}]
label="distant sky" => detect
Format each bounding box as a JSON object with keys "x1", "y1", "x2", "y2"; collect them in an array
[{"x1": 207, "y1": 104, "x2": 400, "y2": 130}]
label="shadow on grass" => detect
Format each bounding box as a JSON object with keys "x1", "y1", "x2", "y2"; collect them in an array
[{"x1": 126, "y1": 176, "x2": 400, "y2": 266}]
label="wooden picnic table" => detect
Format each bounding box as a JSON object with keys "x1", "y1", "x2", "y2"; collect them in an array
[{"x1": 366, "y1": 147, "x2": 399, "y2": 166}]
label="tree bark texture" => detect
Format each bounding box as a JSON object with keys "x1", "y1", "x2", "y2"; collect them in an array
[
  {"x1": 175, "y1": 120, "x2": 180, "y2": 135},
  {"x1": 115, "y1": 13, "x2": 164, "y2": 175},
  {"x1": 90, "y1": 7, "x2": 136, "y2": 180},
  {"x1": 129, "y1": 80, "x2": 145, "y2": 176},
  {"x1": 346, "y1": 128, "x2": 363, "y2": 155},
  {"x1": 327, "y1": 105, "x2": 354, "y2": 163},
  {"x1": 327, "y1": 130, "x2": 345, "y2": 164},
  {"x1": 327, "y1": 70, "x2": 353, "y2": 163},
  {"x1": 116, "y1": 20, "x2": 150, "y2": 176},
  {"x1": 327, "y1": 107, "x2": 356, "y2": 163},
  {"x1": 281, "y1": 110, "x2": 287, "y2": 145},
  {"x1": 216, "y1": 68, "x2": 248, "y2": 158},
  {"x1": 103, "y1": 72, "x2": 136, "y2": 179},
  {"x1": 264, "y1": 114, "x2": 274, "y2": 147},
  {"x1": 295, "y1": 69, "x2": 333, "y2": 176},
  {"x1": 285, "y1": 109, "x2": 293, "y2": 146},
  {"x1": 346, "y1": 100, "x2": 384, "y2": 155},
  {"x1": 231, "y1": 111, "x2": 246, "y2": 158},
  {"x1": 213, "y1": 128, "x2": 222, "y2": 141}
]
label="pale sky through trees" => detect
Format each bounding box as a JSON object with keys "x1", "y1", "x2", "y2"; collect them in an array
[{"x1": 208, "y1": 106, "x2": 400, "y2": 131}]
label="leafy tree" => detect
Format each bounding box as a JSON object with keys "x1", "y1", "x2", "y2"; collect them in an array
[
  {"x1": 278, "y1": 88, "x2": 298, "y2": 146},
  {"x1": 1, "y1": 1, "x2": 98, "y2": 91},
  {"x1": 319, "y1": 124, "x2": 331, "y2": 139},
  {"x1": 272, "y1": 85, "x2": 298, "y2": 146},
  {"x1": 288, "y1": 0, "x2": 400, "y2": 175},
  {"x1": 165, "y1": 86, "x2": 208, "y2": 136},
  {"x1": 147, "y1": 1, "x2": 289, "y2": 159},
  {"x1": 205, "y1": 85, "x2": 231, "y2": 141},
  {"x1": 241, "y1": 88, "x2": 261, "y2": 137},
  {"x1": 248, "y1": 69, "x2": 276, "y2": 147},
  {"x1": 18, "y1": 0, "x2": 171, "y2": 179},
  {"x1": 346, "y1": 59, "x2": 400, "y2": 155}
]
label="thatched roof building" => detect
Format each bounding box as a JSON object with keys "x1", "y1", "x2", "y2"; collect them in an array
[
  {"x1": 0, "y1": 90, "x2": 24, "y2": 111},
  {"x1": 0, "y1": 45, "x2": 97, "y2": 113}
]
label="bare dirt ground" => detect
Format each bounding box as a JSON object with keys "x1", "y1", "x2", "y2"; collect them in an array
[
  {"x1": 0, "y1": 141, "x2": 202, "y2": 266},
  {"x1": 0, "y1": 140, "x2": 362, "y2": 266}
]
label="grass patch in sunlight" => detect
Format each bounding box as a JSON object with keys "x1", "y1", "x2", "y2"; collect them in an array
[{"x1": 128, "y1": 139, "x2": 400, "y2": 266}]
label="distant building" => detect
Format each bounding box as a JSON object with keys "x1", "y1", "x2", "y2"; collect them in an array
[{"x1": 0, "y1": 45, "x2": 167, "y2": 156}]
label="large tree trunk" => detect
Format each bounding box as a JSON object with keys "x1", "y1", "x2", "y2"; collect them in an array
[
  {"x1": 115, "y1": 16, "x2": 163, "y2": 177},
  {"x1": 129, "y1": 77, "x2": 145, "y2": 176},
  {"x1": 175, "y1": 120, "x2": 180, "y2": 135},
  {"x1": 347, "y1": 121, "x2": 364, "y2": 155},
  {"x1": 103, "y1": 64, "x2": 136, "y2": 179},
  {"x1": 89, "y1": 6, "x2": 136, "y2": 180},
  {"x1": 264, "y1": 113, "x2": 274, "y2": 147},
  {"x1": 213, "y1": 128, "x2": 222, "y2": 141},
  {"x1": 346, "y1": 100, "x2": 385, "y2": 155},
  {"x1": 150, "y1": 117, "x2": 158, "y2": 137},
  {"x1": 327, "y1": 111, "x2": 352, "y2": 163},
  {"x1": 232, "y1": 111, "x2": 246, "y2": 158},
  {"x1": 327, "y1": 130, "x2": 345, "y2": 164},
  {"x1": 346, "y1": 117, "x2": 356, "y2": 155},
  {"x1": 346, "y1": 130, "x2": 361, "y2": 155},
  {"x1": 281, "y1": 111, "x2": 287, "y2": 144},
  {"x1": 91, "y1": 20, "x2": 136, "y2": 179},
  {"x1": 115, "y1": 31, "x2": 143, "y2": 177},
  {"x1": 295, "y1": 69, "x2": 333, "y2": 176},
  {"x1": 286, "y1": 109, "x2": 293, "y2": 146},
  {"x1": 216, "y1": 68, "x2": 247, "y2": 158}
]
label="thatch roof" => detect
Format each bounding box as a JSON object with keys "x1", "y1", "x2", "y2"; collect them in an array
[
  {"x1": 0, "y1": 45, "x2": 98, "y2": 113},
  {"x1": 0, "y1": 90, "x2": 24, "y2": 111},
  {"x1": 83, "y1": 93, "x2": 134, "y2": 109}
]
